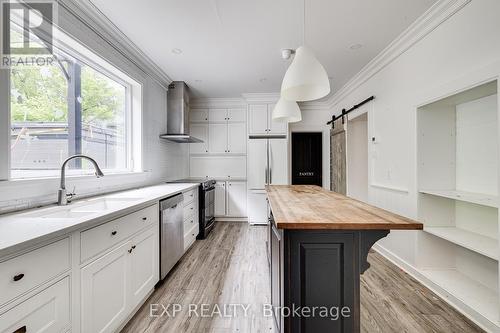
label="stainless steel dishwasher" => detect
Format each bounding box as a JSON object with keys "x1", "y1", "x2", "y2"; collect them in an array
[{"x1": 159, "y1": 194, "x2": 184, "y2": 280}]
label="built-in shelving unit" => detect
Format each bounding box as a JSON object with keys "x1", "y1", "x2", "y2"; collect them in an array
[
  {"x1": 424, "y1": 226, "x2": 498, "y2": 260},
  {"x1": 417, "y1": 80, "x2": 499, "y2": 327},
  {"x1": 421, "y1": 268, "x2": 499, "y2": 324},
  {"x1": 419, "y1": 189, "x2": 498, "y2": 208}
]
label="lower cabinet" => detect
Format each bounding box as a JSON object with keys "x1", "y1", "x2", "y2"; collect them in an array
[
  {"x1": 227, "y1": 181, "x2": 247, "y2": 217},
  {"x1": 0, "y1": 276, "x2": 70, "y2": 333},
  {"x1": 129, "y1": 227, "x2": 158, "y2": 307},
  {"x1": 81, "y1": 241, "x2": 130, "y2": 333},
  {"x1": 81, "y1": 225, "x2": 158, "y2": 333},
  {"x1": 215, "y1": 182, "x2": 227, "y2": 216},
  {"x1": 214, "y1": 181, "x2": 247, "y2": 218}
]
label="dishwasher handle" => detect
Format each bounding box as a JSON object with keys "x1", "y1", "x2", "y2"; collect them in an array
[{"x1": 160, "y1": 193, "x2": 183, "y2": 210}]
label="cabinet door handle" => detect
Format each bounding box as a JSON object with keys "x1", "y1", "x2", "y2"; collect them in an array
[
  {"x1": 111, "y1": 231, "x2": 117, "y2": 236},
  {"x1": 13, "y1": 273, "x2": 24, "y2": 282},
  {"x1": 128, "y1": 245, "x2": 136, "y2": 253},
  {"x1": 12, "y1": 326, "x2": 26, "y2": 333}
]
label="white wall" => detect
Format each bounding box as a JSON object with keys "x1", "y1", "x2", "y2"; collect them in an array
[
  {"x1": 346, "y1": 113, "x2": 368, "y2": 202},
  {"x1": 300, "y1": 0, "x2": 500, "y2": 267}
]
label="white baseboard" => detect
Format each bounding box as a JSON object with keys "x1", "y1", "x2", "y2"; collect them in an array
[{"x1": 372, "y1": 244, "x2": 499, "y2": 333}]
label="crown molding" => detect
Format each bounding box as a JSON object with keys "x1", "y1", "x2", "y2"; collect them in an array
[
  {"x1": 190, "y1": 97, "x2": 246, "y2": 109},
  {"x1": 242, "y1": 93, "x2": 281, "y2": 104},
  {"x1": 302, "y1": 0, "x2": 471, "y2": 112},
  {"x1": 59, "y1": 0, "x2": 172, "y2": 88}
]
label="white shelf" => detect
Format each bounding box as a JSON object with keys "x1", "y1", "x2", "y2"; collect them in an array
[
  {"x1": 419, "y1": 189, "x2": 498, "y2": 208},
  {"x1": 424, "y1": 227, "x2": 498, "y2": 260},
  {"x1": 421, "y1": 269, "x2": 499, "y2": 325}
]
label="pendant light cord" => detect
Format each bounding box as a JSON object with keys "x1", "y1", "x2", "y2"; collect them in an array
[{"x1": 303, "y1": 0, "x2": 306, "y2": 46}]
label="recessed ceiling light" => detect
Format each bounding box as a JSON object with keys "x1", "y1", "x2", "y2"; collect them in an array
[
  {"x1": 259, "y1": 78, "x2": 267, "y2": 83},
  {"x1": 171, "y1": 48, "x2": 183, "y2": 54},
  {"x1": 349, "y1": 44, "x2": 363, "y2": 50}
]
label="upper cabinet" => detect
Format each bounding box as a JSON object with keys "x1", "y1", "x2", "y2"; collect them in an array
[
  {"x1": 190, "y1": 107, "x2": 247, "y2": 155},
  {"x1": 189, "y1": 124, "x2": 209, "y2": 154},
  {"x1": 209, "y1": 109, "x2": 227, "y2": 122},
  {"x1": 248, "y1": 104, "x2": 287, "y2": 135},
  {"x1": 190, "y1": 108, "x2": 209, "y2": 123}
]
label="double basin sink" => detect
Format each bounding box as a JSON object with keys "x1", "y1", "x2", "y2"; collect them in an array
[{"x1": 21, "y1": 197, "x2": 142, "y2": 219}]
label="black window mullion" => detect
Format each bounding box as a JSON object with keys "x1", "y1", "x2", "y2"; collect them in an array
[{"x1": 67, "y1": 62, "x2": 82, "y2": 168}]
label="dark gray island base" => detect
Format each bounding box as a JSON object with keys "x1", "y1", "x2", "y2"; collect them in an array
[{"x1": 266, "y1": 185, "x2": 422, "y2": 333}]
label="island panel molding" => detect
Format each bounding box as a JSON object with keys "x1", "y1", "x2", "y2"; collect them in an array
[{"x1": 266, "y1": 185, "x2": 422, "y2": 230}]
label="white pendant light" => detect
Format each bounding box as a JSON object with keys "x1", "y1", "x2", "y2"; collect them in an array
[
  {"x1": 272, "y1": 97, "x2": 302, "y2": 123},
  {"x1": 281, "y1": 46, "x2": 330, "y2": 101},
  {"x1": 280, "y1": 0, "x2": 330, "y2": 102}
]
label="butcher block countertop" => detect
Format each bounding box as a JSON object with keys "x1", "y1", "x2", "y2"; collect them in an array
[{"x1": 266, "y1": 185, "x2": 423, "y2": 230}]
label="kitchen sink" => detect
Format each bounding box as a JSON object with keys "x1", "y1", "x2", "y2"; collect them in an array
[
  {"x1": 21, "y1": 197, "x2": 142, "y2": 219},
  {"x1": 73, "y1": 197, "x2": 141, "y2": 212}
]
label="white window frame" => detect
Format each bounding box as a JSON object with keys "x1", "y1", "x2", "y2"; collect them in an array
[{"x1": 1, "y1": 26, "x2": 143, "y2": 181}]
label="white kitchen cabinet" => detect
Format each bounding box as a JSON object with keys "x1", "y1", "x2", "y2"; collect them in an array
[
  {"x1": 190, "y1": 109, "x2": 209, "y2": 123},
  {"x1": 209, "y1": 108, "x2": 227, "y2": 122},
  {"x1": 268, "y1": 104, "x2": 287, "y2": 135},
  {"x1": 248, "y1": 104, "x2": 288, "y2": 135},
  {"x1": 247, "y1": 190, "x2": 268, "y2": 224},
  {"x1": 81, "y1": 241, "x2": 130, "y2": 333},
  {"x1": 129, "y1": 227, "x2": 158, "y2": 307},
  {"x1": 215, "y1": 181, "x2": 227, "y2": 216},
  {"x1": 227, "y1": 108, "x2": 246, "y2": 122},
  {"x1": 227, "y1": 181, "x2": 247, "y2": 217},
  {"x1": 0, "y1": 277, "x2": 70, "y2": 333},
  {"x1": 249, "y1": 104, "x2": 268, "y2": 135},
  {"x1": 227, "y1": 122, "x2": 247, "y2": 154},
  {"x1": 190, "y1": 156, "x2": 246, "y2": 179},
  {"x1": 209, "y1": 123, "x2": 228, "y2": 153},
  {"x1": 189, "y1": 124, "x2": 209, "y2": 154}
]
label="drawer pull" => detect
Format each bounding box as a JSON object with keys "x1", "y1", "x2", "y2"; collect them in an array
[
  {"x1": 111, "y1": 231, "x2": 117, "y2": 236},
  {"x1": 12, "y1": 326, "x2": 26, "y2": 333},
  {"x1": 142, "y1": 217, "x2": 147, "y2": 221},
  {"x1": 13, "y1": 273, "x2": 24, "y2": 282},
  {"x1": 128, "y1": 245, "x2": 136, "y2": 253}
]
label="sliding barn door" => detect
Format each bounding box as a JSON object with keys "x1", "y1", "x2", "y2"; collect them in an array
[{"x1": 330, "y1": 119, "x2": 346, "y2": 194}]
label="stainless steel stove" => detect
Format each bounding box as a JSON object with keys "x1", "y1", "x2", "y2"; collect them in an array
[{"x1": 168, "y1": 178, "x2": 216, "y2": 239}]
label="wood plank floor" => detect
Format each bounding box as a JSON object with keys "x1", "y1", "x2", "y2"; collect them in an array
[{"x1": 121, "y1": 222, "x2": 484, "y2": 333}]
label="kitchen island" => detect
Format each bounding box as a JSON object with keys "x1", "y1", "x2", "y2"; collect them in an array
[{"x1": 266, "y1": 185, "x2": 422, "y2": 333}]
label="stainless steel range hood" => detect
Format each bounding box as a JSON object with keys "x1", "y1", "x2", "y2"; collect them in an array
[{"x1": 160, "y1": 81, "x2": 203, "y2": 143}]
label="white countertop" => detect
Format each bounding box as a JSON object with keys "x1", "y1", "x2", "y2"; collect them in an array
[{"x1": 0, "y1": 183, "x2": 198, "y2": 258}]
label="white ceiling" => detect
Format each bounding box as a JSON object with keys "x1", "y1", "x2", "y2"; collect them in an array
[{"x1": 89, "y1": 0, "x2": 437, "y2": 98}]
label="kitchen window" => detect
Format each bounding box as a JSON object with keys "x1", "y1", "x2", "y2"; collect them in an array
[{"x1": 3, "y1": 17, "x2": 142, "y2": 180}]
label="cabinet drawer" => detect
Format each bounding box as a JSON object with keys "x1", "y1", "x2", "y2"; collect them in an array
[
  {"x1": 0, "y1": 277, "x2": 70, "y2": 333},
  {"x1": 183, "y1": 215, "x2": 197, "y2": 233},
  {"x1": 0, "y1": 238, "x2": 70, "y2": 306},
  {"x1": 184, "y1": 224, "x2": 199, "y2": 251},
  {"x1": 183, "y1": 188, "x2": 197, "y2": 204},
  {"x1": 81, "y1": 204, "x2": 158, "y2": 262},
  {"x1": 183, "y1": 200, "x2": 196, "y2": 218}
]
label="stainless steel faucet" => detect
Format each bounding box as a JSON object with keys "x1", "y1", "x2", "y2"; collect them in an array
[{"x1": 58, "y1": 155, "x2": 104, "y2": 206}]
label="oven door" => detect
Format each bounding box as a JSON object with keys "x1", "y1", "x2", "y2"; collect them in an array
[{"x1": 204, "y1": 186, "x2": 215, "y2": 222}]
